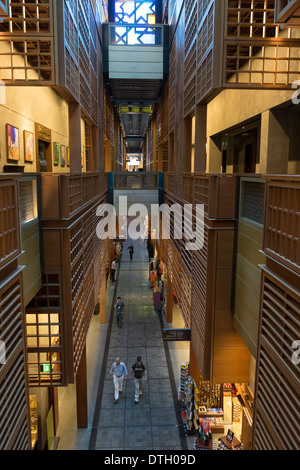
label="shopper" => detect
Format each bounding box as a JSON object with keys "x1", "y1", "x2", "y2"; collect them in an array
[
  {"x1": 131, "y1": 356, "x2": 147, "y2": 404},
  {"x1": 127, "y1": 243, "x2": 134, "y2": 261},
  {"x1": 153, "y1": 284, "x2": 163, "y2": 317},
  {"x1": 148, "y1": 240, "x2": 154, "y2": 261},
  {"x1": 111, "y1": 258, "x2": 117, "y2": 283},
  {"x1": 110, "y1": 357, "x2": 128, "y2": 404},
  {"x1": 157, "y1": 260, "x2": 164, "y2": 280},
  {"x1": 149, "y1": 270, "x2": 157, "y2": 289},
  {"x1": 114, "y1": 296, "x2": 125, "y2": 329}
]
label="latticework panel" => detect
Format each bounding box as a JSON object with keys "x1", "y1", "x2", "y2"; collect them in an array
[
  {"x1": 194, "y1": 176, "x2": 210, "y2": 215},
  {"x1": 184, "y1": 0, "x2": 197, "y2": 117},
  {"x1": 26, "y1": 273, "x2": 64, "y2": 386},
  {"x1": 240, "y1": 180, "x2": 265, "y2": 225},
  {"x1": 225, "y1": 0, "x2": 300, "y2": 88},
  {"x1": 63, "y1": 0, "x2": 101, "y2": 125},
  {"x1": 253, "y1": 271, "x2": 300, "y2": 450},
  {"x1": 0, "y1": 180, "x2": 20, "y2": 269},
  {"x1": 70, "y1": 222, "x2": 84, "y2": 303},
  {"x1": 0, "y1": 272, "x2": 23, "y2": 369},
  {"x1": 196, "y1": 0, "x2": 215, "y2": 104},
  {"x1": 0, "y1": 352, "x2": 30, "y2": 449},
  {"x1": 0, "y1": 0, "x2": 55, "y2": 84},
  {"x1": 168, "y1": 34, "x2": 176, "y2": 132},
  {"x1": 264, "y1": 179, "x2": 300, "y2": 272},
  {"x1": 0, "y1": 271, "x2": 31, "y2": 450}
]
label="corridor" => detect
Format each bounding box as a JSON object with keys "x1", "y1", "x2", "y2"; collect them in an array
[{"x1": 57, "y1": 237, "x2": 189, "y2": 451}]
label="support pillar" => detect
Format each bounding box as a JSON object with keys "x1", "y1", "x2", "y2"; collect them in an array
[
  {"x1": 91, "y1": 125, "x2": 100, "y2": 172},
  {"x1": 260, "y1": 109, "x2": 289, "y2": 174},
  {"x1": 166, "y1": 273, "x2": 173, "y2": 324},
  {"x1": 69, "y1": 103, "x2": 82, "y2": 173},
  {"x1": 100, "y1": 277, "x2": 107, "y2": 324},
  {"x1": 194, "y1": 104, "x2": 207, "y2": 173},
  {"x1": 76, "y1": 344, "x2": 88, "y2": 429}
]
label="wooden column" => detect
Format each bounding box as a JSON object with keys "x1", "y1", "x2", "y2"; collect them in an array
[
  {"x1": 194, "y1": 104, "x2": 207, "y2": 173},
  {"x1": 158, "y1": 145, "x2": 163, "y2": 172},
  {"x1": 76, "y1": 344, "x2": 88, "y2": 429},
  {"x1": 100, "y1": 277, "x2": 107, "y2": 324},
  {"x1": 91, "y1": 125, "x2": 100, "y2": 172},
  {"x1": 166, "y1": 273, "x2": 173, "y2": 323},
  {"x1": 69, "y1": 103, "x2": 82, "y2": 173}
]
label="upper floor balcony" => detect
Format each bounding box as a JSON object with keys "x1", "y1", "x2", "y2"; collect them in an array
[{"x1": 103, "y1": 22, "x2": 169, "y2": 81}]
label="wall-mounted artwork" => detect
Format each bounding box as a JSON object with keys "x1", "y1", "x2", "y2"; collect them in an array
[
  {"x1": 61, "y1": 145, "x2": 66, "y2": 167},
  {"x1": 24, "y1": 130, "x2": 34, "y2": 163},
  {"x1": 81, "y1": 145, "x2": 85, "y2": 168},
  {"x1": 7, "y1": 124, "x2": 20, "y2": 161},
  {"x1": 53, "y1": 142, "x2": 59, "y2": 166}
]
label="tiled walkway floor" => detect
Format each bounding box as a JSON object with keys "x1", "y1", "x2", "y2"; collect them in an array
[{"x1": 88, "y1": 237, "x2": 187, "y2": 450}]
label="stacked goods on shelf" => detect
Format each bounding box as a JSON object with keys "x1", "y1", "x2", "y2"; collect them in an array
[
  {"x1": 232, "y1": 397, "x2": 241, "y2": 422},
  {"x1": 199, "y1": 380, "x2": 221, "y2": 408},
  {"x1": 178, "y1": 362, "x2": 190, "y2": 403},
  {"x1": 218, "y1": 432, "x2": 243, "y2": 450},
  {"x1": 180, "y1": 374, "x2": 199, "y2": 436},
  {"x1": 184, "y1": 376, "x2": 194, "y2": 433},
  {"x1": 197, "y1": 407, "x2": 225, "y2": 434},
  {"x1": 193, "y1": 418, "x2": 213, "y2": 450}
]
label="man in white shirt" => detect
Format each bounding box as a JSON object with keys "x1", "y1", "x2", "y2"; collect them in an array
[
  {"x1": 111, "y1": 259, "x2": 117, "y2": 283},
  {"x1": 110, "y1": 357, "x2": 128, "y2": 404}
]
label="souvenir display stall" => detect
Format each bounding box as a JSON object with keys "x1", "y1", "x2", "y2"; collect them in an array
[{"x1": 178, "y1": 364, "x2": 253, "y2": 450}]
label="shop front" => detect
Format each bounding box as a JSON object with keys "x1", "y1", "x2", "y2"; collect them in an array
[{"x1": 178, "y1": 362, "x2": 254, "y2": 450}]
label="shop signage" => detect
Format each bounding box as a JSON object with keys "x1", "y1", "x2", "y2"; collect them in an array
[
  {"x1": 41, "y1": 364, "x2": 51, "y2": 373},
  {"x1": 163, "y1": 328, "x2": 191, "y2": 342},
  {"x1": 36, "y1": 123, "x2": 51, "y2": 143}
]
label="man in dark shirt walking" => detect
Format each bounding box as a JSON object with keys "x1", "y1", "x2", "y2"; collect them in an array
[
  {"x1": 127, "y1": 243, "x2": 134, "y2": 261},
  {"x1": 131, "y1": 356, "x2": 147, "y2": 404},
  {"x1": 114, "y1": 296, "x2": 125, "y2": 329}
]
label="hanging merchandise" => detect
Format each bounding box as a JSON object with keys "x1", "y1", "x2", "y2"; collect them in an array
[
  {"x1": 178, "y1": 363, "x2": 190, "y2": 403},
  {"x1": 179, "y1": 374, "x2": 200, "y2": 437}
]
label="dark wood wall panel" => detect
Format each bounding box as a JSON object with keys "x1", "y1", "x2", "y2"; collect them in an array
[
  {"x1": 0, "y1": 270, "x2": 31, "y2": 450},
  {"x1": 253, "y1": 176, "x2": 300, "y2": 450},
  {"x1": 0, "y1": 180, "x2": 21, "y2": 272}
]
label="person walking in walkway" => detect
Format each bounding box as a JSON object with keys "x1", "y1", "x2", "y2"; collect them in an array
[
  {"x1": 131, "y1": 356, "x2": 147, "y2": 404},
  {"x1": 114, "y1": 296, "x2": 125, "y2": 329},
  {"x1": 127, "y1": 243, "x2": 134, "y2": 261},
  {"x1": 111, "y1": 258, "x2": 117, "y2": 283},
  {"x1": 149, "y1": 269, "x2": 156, "y2": 289},
  {"x1": 110, "y1": 357, "x2": 128, "y2": 404},
  {"x1": 153, "y1": 284, "x2": 163, "y2": 317}
]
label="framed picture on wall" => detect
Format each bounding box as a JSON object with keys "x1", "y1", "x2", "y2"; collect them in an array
[
  {"x1": 53, "y1": 142, "x2": 59, "y2": 166},
  {"x1": 7, "y1": 124, "x2": 20, "y2": 161},
  {"x1": 24, "y1": 130, "x2": 34, "y2": 163},
  {"x1": 61, "y1": 145, "x2": 66, "y2": 167}
]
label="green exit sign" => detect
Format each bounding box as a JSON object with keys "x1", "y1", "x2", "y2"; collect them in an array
[{"x1": 41, "y1": 364, "x2": 51, "y2": 373}]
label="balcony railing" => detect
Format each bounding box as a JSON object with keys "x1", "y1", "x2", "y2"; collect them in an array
[
  {"x1": 106, "y1": 23, "x2": 165, "y2": 46},
  {"x1": 103, "y1": 23, "x2": 168, "y2": 80},
  {"x1": 182, "y1": 173, "x2": 239, "y2": 220},
  {"x1": 40, "y1": 172, "x2": 108, "y2": 220}
]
